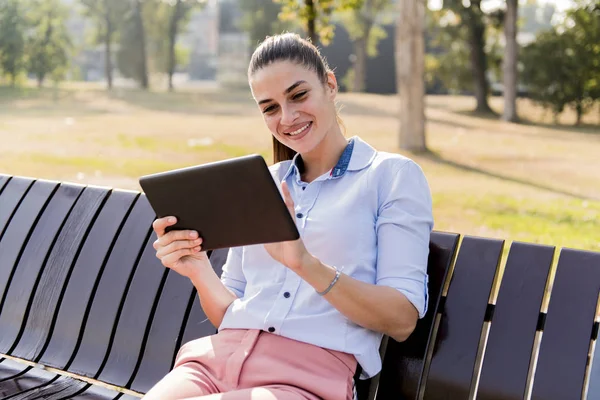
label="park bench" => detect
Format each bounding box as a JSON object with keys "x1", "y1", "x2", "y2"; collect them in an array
[{"x1": 0, "y1": 172, "x2": 599, "y2": 399}]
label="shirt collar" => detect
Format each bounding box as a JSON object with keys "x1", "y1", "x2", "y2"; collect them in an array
[{"x1": 281, "y1": 136, "x2": 376, "y2": 181}]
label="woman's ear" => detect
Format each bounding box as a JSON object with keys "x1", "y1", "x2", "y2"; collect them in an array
[{"x1": 326, "y1": 71, "x2": 338, "y2": 99}]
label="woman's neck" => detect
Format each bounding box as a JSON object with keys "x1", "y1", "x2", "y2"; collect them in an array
[{"x1": 300, "y1": 128, "x2": 348, "y2": 183}]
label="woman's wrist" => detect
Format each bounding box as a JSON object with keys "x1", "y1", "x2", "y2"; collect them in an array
[
  {"x1": 295, "y1": 253, "x2": 340, "y2": 295},
  {"x1": 188, "y1": 261, "x2": 216, "y2": 287}
]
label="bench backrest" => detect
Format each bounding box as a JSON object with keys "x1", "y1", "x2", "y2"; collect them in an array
[{"x1": 1, "y1": 174, "x2": 599, "y2": 399}]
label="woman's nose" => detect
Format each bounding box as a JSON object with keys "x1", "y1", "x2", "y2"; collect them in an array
[{"x1": 280, "y1": 105, "x2": 298, "y2": 126}]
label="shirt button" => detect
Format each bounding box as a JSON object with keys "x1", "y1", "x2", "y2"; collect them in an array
[
  {"x1": 296, "y1": 213, "x2": 303, "y2": 218},
  {"x1": 283, "y1": 292, "x2": 290, "y2": 298},
  {"x1": 302, "y1": 186, "x2": 306, "y2": 190},
  {"x1": 268, "y1": 327, "x2": 275, "y2": 333}
]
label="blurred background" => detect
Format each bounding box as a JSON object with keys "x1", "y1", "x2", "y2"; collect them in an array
[{"x1": 0, "y1": 0, "x2": 598, "y2": 251}]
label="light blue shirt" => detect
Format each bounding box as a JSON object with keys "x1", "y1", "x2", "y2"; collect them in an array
[{"x1": 218, "y1": 136, "x2": 433, "y2": 379}]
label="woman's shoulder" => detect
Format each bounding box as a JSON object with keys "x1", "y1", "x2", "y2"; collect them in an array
[{"x1": 268, "y1": 159, "x2": 294, "y2": 182}]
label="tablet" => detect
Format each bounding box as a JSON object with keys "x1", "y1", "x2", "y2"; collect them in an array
[{"x1": 139, "y1": 154, "x2": 300, "y2": 252}]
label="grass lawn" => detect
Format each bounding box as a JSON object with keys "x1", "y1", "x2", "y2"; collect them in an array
[{"x1": 0, "y1": 83, "x2": 599, "y2": 253}]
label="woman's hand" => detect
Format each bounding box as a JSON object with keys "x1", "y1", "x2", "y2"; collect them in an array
[
  {"x1": 152, "y1": 217, "x2": 210, "y2": 280},
  {"x1": 264, "y1": 181, "x2": 313, "y2": 272}
]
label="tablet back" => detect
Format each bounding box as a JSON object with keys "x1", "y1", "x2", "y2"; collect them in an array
[{"x1": 139, "y1": 154, "x2": 299, "y2": 251}]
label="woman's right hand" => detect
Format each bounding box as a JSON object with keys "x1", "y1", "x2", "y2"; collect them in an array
[{"x1": 152, "y1": 216, "x2": 210, "y2": 280}]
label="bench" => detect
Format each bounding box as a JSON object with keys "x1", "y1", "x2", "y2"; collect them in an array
[{"x1": 0, "y1": 173, "x2": 599, "y2": 399}]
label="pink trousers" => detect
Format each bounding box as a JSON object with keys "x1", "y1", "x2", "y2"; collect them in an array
[{"x1": 142, "y1": 329, "x2": 358, "y2": 400}]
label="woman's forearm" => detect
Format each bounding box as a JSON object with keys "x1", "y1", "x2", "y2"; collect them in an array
[
  {"x1": 189, "y1": 264, "x2": 238, "y2": 328},
  {"x1": 296, "y1": 255, "x2": 420, "y2": 342}
]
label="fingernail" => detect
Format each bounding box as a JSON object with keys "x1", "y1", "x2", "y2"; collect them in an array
[
  {"x1": 169, "y1": 217, "x2": 176, "y2": 223},
  {"x1": 190, "y1": 231, "x2": 198, "y2": 238}
]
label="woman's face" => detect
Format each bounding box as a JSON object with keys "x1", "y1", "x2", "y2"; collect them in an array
[{"x1": 249, "y1": 61, "x2": 338, "y2": 155}]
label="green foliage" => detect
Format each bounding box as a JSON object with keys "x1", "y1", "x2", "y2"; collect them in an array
[
  {"x1": 521, "y1": 1, "x2": 600, "y2": 124},
  {"x1": 79, "y1": 0, "x2": 127, "y2": 45},
  {"x1": 26, "y1": 0, "x2": 72, "y2": 86},
  {"x1": 275, "y1": 0, "x2": 364, "y2": 45},
  {"x1": 338, "y1": 0, "x2": 391, "y2": 56},
  {"x1": 239, "y1": 0, "x2": 295, "y2": 47},
  {"x1": 0, "y1": 0, "x2": 28, "y2": 85}
]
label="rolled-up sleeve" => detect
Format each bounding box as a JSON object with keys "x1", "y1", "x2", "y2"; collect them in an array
[
  {"x1": 375, "y1": 160, "x2": 433, "y2": 318},
  {"x1": 220, "y1": 246, "x2": 246, "y2": 298}
]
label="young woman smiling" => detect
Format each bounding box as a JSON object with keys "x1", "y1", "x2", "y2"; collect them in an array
[{"x1": 144, "y1": 32, "x2": 433, "y2": 400}]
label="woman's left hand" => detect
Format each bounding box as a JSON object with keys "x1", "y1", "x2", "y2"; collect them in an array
[{"x1": 264, "y1": 181, "x2": 312, "y2": 272}]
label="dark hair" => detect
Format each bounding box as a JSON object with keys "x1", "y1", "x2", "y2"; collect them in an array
[{"x1": 248, "y1": 33, "x2": 335, "y2": 164}]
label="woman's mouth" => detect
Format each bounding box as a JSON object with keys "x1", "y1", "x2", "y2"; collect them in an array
[{"x1": 284, "y1": 122, "x2": 312, "y2": 140}]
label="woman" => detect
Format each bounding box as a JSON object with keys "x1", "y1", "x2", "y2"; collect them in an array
[{"x1": 144, "y1": 33, "x2": 433, "y2": 400}]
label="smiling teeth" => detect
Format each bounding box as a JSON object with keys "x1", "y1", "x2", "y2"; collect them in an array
[{"x1": 289, "y1": 122, "x2": 310, "y2": 136}]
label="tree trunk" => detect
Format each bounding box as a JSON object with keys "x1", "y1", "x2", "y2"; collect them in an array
[
  {"x1": 168, "y1": 0, "x2": 184, "y2": 92},
  {"x1": 465, "y1": 4, "x2": 492, "y2": 113},
  {"x1": 352, "y1": 36, "x2": 368, "y2": 92},
  {"x1": 396, "y1": 0, "x2": 426, "y2": 152},
  {"x1": 305, "y1": 0, "x2": 317, "y2": 44},
  {"x1": 133, "y1": 0, "x2": 148, "y2": 89},
  {"x1": 10, "y1": 73, "x2": 16, "y2": 87},
  {"x1": 576, "y1": 102, "x2": 583, "y2": 125},
  {"x1": 105, "y1": 10, "x2": 113, "y2": 90},
  {"x1": 37, "y1": 74, "x2": 44, "y2": 88},
  {"x1": 502, "y1": 0, "x2": 518, "y2": 122}
]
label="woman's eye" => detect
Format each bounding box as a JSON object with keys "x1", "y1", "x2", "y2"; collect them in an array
[
  {"x1": 263, "y1": 105, "x2": 277, "y2": 114},
  {"x1": 292, "y1": 91, "x2": 307, "y2": 100}
]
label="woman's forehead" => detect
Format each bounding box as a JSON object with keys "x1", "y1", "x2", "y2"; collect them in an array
[{"x1": 250, "y1": 61, "x2": 319, "y2": 95}]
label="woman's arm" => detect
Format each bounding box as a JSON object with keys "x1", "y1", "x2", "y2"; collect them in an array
[
  {"x1": 266, "y1": 161, "x2": 433, "y2": 342},
  {"x1": 152, "y1": 217, "x2": 238, "y2": 328}
]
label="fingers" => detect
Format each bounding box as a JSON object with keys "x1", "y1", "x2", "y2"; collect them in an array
[
  {"x1": 156, "y1": 237, "x2": 202, "y2": 259},
  {"x1": 161, "y1": 247, "x2": 202, "y2": 268},
  {"x1": 152, "y1": 216, "x2": 177, "y2": 237}
]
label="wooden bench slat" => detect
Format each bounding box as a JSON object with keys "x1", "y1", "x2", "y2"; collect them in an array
[
  {"x1": 39, "y1": 191, "x2": 138, "y2": 369},
  {"x1": 128, "y1": 271, "x2": 197, "y2": 393},
  {"x1": 0, "y1": 183, "x2": 84, "y2": 354},
  {"x1": 477, "y1": 242, "x2": 555, "y2": 400},
  {"x1": 180, "y1": 248, "x2": 229, "y2": 348},
  {"x1": 0, "y1": 366, "x2": 58, "y2": 398},
  {"x1": 0, "y1": 174, "x2": 10, "y2": 193},
  {"x1": 67, "y1": 196, "x2": 155, "y2": 379},
  {"x1": 7, "y1": 375, "x2": 88, "y2": 400},
  {"x1": 0, "y1": 358, "x2": 31, "y2": 381},
  {"x1": 96, "y1": 231, "x2": 169, "y2": 387},
  {"x1": 67, "y1": 384, "x2": 123, "y2": 400},
  {"x1": 0, "y1": 177, "x2": 34, "y2": 238},
  {"x1": 0, "y1": 179, "x2": 57, "y2": 311},
  {"x1": 423, "y1": 236, "x2": 504, "y2": 399},
  {"x1": 531, "y1": 248, "x2": 600, "y2": 399},
  {"x1": 374, "y1": 232, "x2": 460, "y2": 400},
  {"x1": 11, "y1": 187, "x2": 110, "y2": 361}
]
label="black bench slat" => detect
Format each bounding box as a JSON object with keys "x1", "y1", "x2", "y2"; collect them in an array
[
  {"x1": 374, "y1": 232, "x2": 460, "y2": 400},
  {"x1": 0, "y1": 179, "x2": 57, "y2": 312},
  {"x1": 477, "y1": 242, "x2": 555, "y2": 400},
  {"x1": 7, "y1": 375, "x2": 88, "y2": 400},
  {"x1": 0, "y1": 174, "x2": 10, "y2": 193},
  {"x1": 180, "y1": 248, "x2": 229, "y2": 347},
  {"x1": 0, "y1": 359, "x2": 30, "y2": 381},
  {"x1": 424, "y1": 236, "x2": 504, "y2": 399},
  {"x1": 39, "y1": 190, "x2": 138, "y2": 369},
  {"x1": 531, "y1": 248, "x2": 600, "y2": 399},
  {"x1": 67, "y1": 196, "x2": 155, "y2": 379},
  {"x1": 0, "y1": 177, "x2": 34, "y2": 238},
  {"x1": 12, "y1": 187, "x2": 110, "y2": 361},
  {"x1": 66, "y1": 385, "x2": 123, "y2": 400},
  {"x1": 128, "y1": 271, "x2": 197, "y2": 393},
  {"x1": 96, "y1": 232, "x2": 169, "y2": 387},
  {"x1": 0, "y1": 367, "x2": 58, "y2": 398},
  {"x1": 0, "y1": 183, "x2": 84, "y2": 354}
]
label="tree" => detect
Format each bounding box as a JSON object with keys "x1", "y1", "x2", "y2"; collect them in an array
[
  {"x1": 80, "y1": 0, "x2": 127, "y2": 90},
  {"x1": 0, "y1": 0, "x2": 27, "y2": 86},
  {"x1": 276, "y1": 0, "x2": 364, "y2": 45},
  {"x1": 521, "y1": 1, "x2": 600, "y2": 125},
  {"x1": 27, "y1": 0, "x2": 72, "y2": 87},
  {"x1": 339, "y1": 0, "x2": 392, "y2": 92},
  {"x1": 117, "y1": 0, "x2": 149, "y2": 89},
  {"x1": 396, "y1": 0, "x2": 426, "y2": 152},
  {"x1": 239, "y1": 0, "x2": 293, "y2": 49},
  {"x1": 502, "y1": 0, "x2": 519, "y2": 122},
  {"x1": 164, "y1": 0, "x2": 205, "y2": 91},
  {"x1": 441, "y1": 0, "x2": 496, "y2": 113}
]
